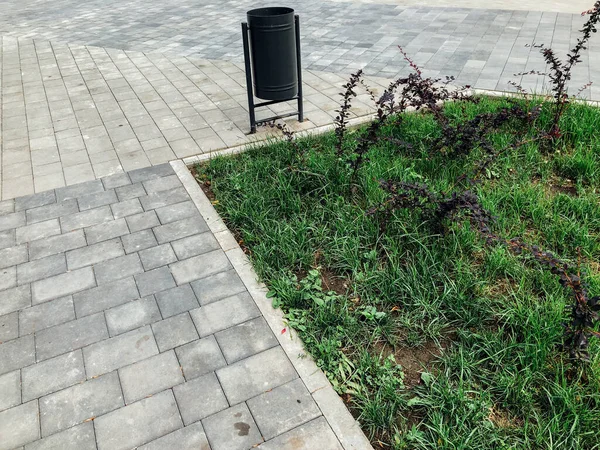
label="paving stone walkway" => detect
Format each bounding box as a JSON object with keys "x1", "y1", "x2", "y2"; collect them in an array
[{"x1": 0, "y1": 163, "x2": 360, "y2": 450}]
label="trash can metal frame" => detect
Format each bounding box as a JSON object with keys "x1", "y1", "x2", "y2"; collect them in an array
[{"x1": 241, "y1": 13, "x2": 304, "y2": 134}]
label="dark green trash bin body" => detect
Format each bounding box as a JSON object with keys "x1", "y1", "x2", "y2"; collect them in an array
[{"x1": 247, "y1": 7, "x2": 298, "y2": 101}]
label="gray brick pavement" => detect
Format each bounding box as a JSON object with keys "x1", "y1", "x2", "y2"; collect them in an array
[{"x1": 0, "y1": 165, "x2": 343, "y2": 449}]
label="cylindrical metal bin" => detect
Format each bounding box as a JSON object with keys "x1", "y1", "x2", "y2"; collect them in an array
[{"x1": 247, "y1": 7, "x2": 298, "y2": 101}]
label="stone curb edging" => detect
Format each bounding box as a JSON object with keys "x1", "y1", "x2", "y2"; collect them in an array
[{"x1": 171, "y1": 160, "x2": 373, "y2": 450}]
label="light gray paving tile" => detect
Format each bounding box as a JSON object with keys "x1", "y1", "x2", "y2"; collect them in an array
[
  {"x1": 190, "y1": 269, "x2": 246, "y2": 306},
  {"x1": 94, "y1": 390, "x2": 182, "y2": 450},
  {"x1": 142, "y1": 174, "x2": 181, "y2": 193},
  {"x1": 122, "y1": 229, "x2": 157, "y2": 254},
  {"x1": 170, "y1": 249, "x2": 231, "y2": 285},
  {"x1": 115, "y1": 182, "x2": 146, "y2": 201},
  {"x1": 0, "y1": 266, "x2": 17, "y2": 291},
  {"x1": 0, "y1": 370, "x2": 21, "y2": 412},
  {"x1": 151, "y1": 312, "x2": 199, "y2": 352},
  {"x1": 35, "y1": 312, "x2": 108, "y2": 362},
  {"x1": 128, "y1": 164, "x2": 175, "y2": 183},
  {"x1": 28, "y1": 230, "x2": 87, "y2": 260},
  {"x1": 22, "y1": 350, "x2": 86, "y2": 402},
  {"x1": 190, "y1": 292, "x2": 260, "y2": 337},
  {"x1": 0, "y1": 284, "x2": 31, "y2": 316},
  {"x1": 173, "y1": 372, "x2": 229, "y2": 425},
  {"x1": 55, "y1": 179, "x2": 104, "y2": 202},
  {"x1": 134, "y1": 266, "x2": 176, "y2": 297},
  {"x1": 140, "y1": 186, "x2": 189, "y2": 211},
  {"x1": 105, "y1": 296, "x2": 161, "y2": 336},
  {"x1": 24, "y1": 422, "x2": 96, "y2": 450},
  {"x1": 0, "y1": 230, "x2": 16, "y2": 250},
  {"x1": 101, "y1": 172, "x2": 131, "y2": 190},
  {"x1": 15, "y1": 190, "x2": 56, "y2": 212},
  {"x1": 93, "y1": 253, "x2": 143, "y2": 285},
  {"x1": 202, "y1": 403, "x2": 263, "y2": 450},
  {"x1": 73, "y1": 276, "x2": 139, "y2": 317},
  {"x1": 118, "y1": 350, "x2": 184, "y2": 403},
  {"x1": 83, "y1": 325, "x2": 159, "y2": 378},
  {"x1": 0, "y1": 245, "x2": 28, "y2": 270},
  {"x1": 0, "y1": 312, "x2": 19, "y2": 342},
  {"x1": 0, "y1": 211, "x2": 26, "y2": 232},
  {"x1": 247, "y1": 378, "x2": 321, "y2": 440},
  {"x1": 15, "y1": 219, "x2": 61, "y2": 244},
  {"x1": 125, "y1": 210, "x2": 160, "y2": 232},
  {"x1": 39, "y1": 372, "x2": 123, "y2": 437},
  {"x1": 215, "y1": 317, "x2": 279, "y2": 364},
  {"x1": 256, "y1": 416, "x2": 343, "y2": 450},
  {"x1": 0, "y1": 335, "x2": 35, "y2": 375},
  {"x1": 171, "y1": 232, "x2": 219, "y2": 260},
  {"x1": 0, "y1": 401, "x2": 40, "y2": 449},
  {"x1": 155, "y1": 283, "x2": 199, "y2": 318},
  {"x1": 19, "y1": 296, "x2": 75, "y2": 335},
  {"x1": 32, "y1": 267, "x2": 95, "y2": 304},
  {"x1": 110, "y1": 198, "x2": 143, "y2": 219},
  {"x1": 60, "y1": 205, "x2": 113, "y2": 232},
  {"x1": 137, "y1": 421, "x2": 209, "y2": 450},
  {"x1": 216, "y1": 347, "x2": 297, "y2": 405},
  {"x1": 66, "y1": 238, "x2": 124, "y2": 269},
  {"x1": 84, "y1": 217, "x2": 129, "y2": 244},
  {"x1": 139, "y1": 243, "x2": 177, "y2": 271},
  {"x1": 76, "y1": 189, "x2": 117, "y2": 212},
  {"x1": 26, "y1": 199, "x2": 78, "y2": 225},
  {"x1": 175, "y1": 335, "x2": 226, "y2": 381},
  {"x1": 153, "y1": 216, "x2": 209, "y2": 245},
  {"x1": 17, "y1": 254, "x2": 66, "y2": 285}
]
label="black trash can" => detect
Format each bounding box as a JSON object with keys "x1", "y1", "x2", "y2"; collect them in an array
[{"x1": 247, "y1": 7, "x2": 298, "y2": 101}]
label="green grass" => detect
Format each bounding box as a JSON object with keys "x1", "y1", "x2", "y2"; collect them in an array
[{"x1": 196, "y1": 96, "x2": 600, "y2": 449}]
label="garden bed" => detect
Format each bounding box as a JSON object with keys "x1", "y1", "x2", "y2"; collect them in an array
[{"x1": 194, "y1": 92, "x2": 600, "y2": 448}]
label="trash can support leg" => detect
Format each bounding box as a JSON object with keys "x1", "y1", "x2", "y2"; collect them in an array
[
  {"x1": 295, "y1": 15, "x2": 304, "y2": 123},
  {"x1": 241, "y1": 22, "x2": 257, "y2": 133}
]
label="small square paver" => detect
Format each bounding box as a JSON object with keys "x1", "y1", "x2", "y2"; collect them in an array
[
  {"x1": 135, "y1": 266, "x2": 176, "y2": 297},
  {"x1": 152, "y1": 312, "x2": 199, "y2": 352},
  {"x1": 0, "y1": 334, "x2": 35, "y2": 376},
  {"x1": 201, "y1": 403, "x2": 263, "y2": 450},
  {"x1": 139, "y1": 243, "x2": 177, "y2": 271},
  {"x1": 104, "y1": 295, "x2": 161, "y2": 336},
  {"x1": 155, "y1": 284, "x2": 199, "y2": 318},
  {"x1": 215, "y1": 317, "x2": 278, "y2": 364},
  {"x1": 246, "y1": 378, "x2": 321, "y2": 440},
  {"x1": 190, "y1": 292, "x2": 260, "y2": 337},
  {"x1": 122, "y1": 229, "x2": 158, "y2": 254},
  {"x1": 216, "y1": 347, "x2": 297, "y2": 405},
  {"x1": 94, "y1": 390, "x2": 182, "y2": 450},
  {"x1": 175, "y1": 335, "x2": 226, "y2": 381},
  {"x1": 173, "y1": 372, "x2": 229, "y2": 425},
  {"x1": 171, "y1": 232, "x2": 219, "y2": 260},
  {"x1": 118, "y1": 350, "x2": 184, "y2": 403}
]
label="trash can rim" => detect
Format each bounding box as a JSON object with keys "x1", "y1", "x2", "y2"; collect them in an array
[{"x1": 247, "y1": 6, "x2": 295, "y2": 18}]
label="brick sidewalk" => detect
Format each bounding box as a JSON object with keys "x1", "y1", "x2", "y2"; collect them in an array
[{"x1": 0, "y1": 163, "x2": 360, "y2": 450}]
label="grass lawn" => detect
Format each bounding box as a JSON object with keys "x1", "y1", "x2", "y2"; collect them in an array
[{"x1": 195, "y1": 96, "x2": 600, "y2": 449}]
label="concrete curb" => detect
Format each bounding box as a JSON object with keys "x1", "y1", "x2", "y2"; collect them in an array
[{"x1": 171, "y1": 160, "x2": 373, "y2": 450}]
